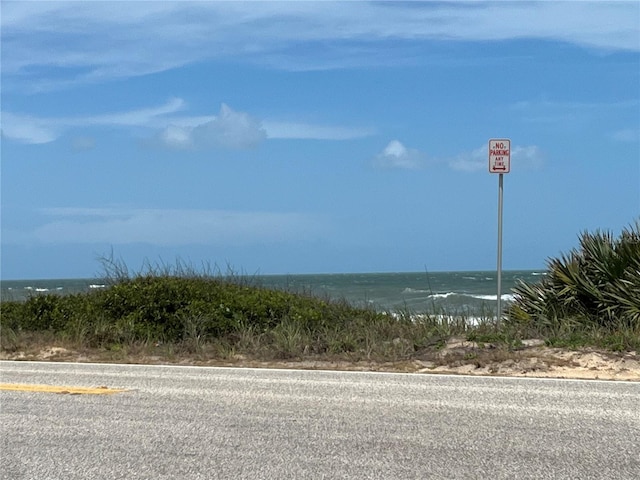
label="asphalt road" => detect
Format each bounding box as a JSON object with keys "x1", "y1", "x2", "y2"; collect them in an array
[{"x1": 1, "y1": 361, "x2": 639, "y2": 480}]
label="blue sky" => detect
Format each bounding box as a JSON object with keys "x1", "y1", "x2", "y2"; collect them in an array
[{"x1": 1, "y1": 1, "x2": 639, "y2": 279}]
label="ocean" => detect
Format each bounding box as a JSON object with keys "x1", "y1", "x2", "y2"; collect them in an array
[{"x1": 0, "y1": 270, "x2": 544, "y2": 316}]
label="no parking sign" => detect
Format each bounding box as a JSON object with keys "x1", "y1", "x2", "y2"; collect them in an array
[{"x1": 489, "y1": 139, "x2": 511, "y2": 173}]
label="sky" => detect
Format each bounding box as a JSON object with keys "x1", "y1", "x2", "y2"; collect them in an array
[{"x1": 1, "y1": 0, "x2": 639, "y2": 280}]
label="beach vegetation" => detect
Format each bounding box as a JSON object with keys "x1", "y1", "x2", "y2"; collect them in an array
[
  {"x1": 1, "y1": 222, "x2": 639, "y2": 364},
  {"x1": 506, "y1": 220, "x2": 640, "y2": 350},
  {"x1": 1, "y1": 258, "x2": 471, "y2": 361}
]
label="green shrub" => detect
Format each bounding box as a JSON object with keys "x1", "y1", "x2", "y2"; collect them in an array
[
  {"x1": 0, "y1": 268, "x2": 393, "y2": 347},
  {"x1": 0, "y1": 301, "x2": 26, "y2": 331}
]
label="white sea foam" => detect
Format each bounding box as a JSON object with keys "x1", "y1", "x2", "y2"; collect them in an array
[
  {"x1": 89, "y1": 284, "x2": 106, "y2": 289},
  {"x1": 470, "y1": 294, "x2": 515, "y2": 302},
  {"x1": 427, "y1": 292, "x2": 515, "y2": 302},
  {"x1": 402, "y1": 287, "x2": 429, "y2": 294},
  {"x1": 427, "y1": 292, "x2": 457, "y2": 299}
]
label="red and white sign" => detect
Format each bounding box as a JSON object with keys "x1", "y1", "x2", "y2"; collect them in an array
[{"x1": 489, "y1": 139, "x2": 511, "y2": 173}]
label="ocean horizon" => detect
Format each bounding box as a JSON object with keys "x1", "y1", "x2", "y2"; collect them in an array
[{"x1": 1, "y1": 269, "x2": 544, "y2": 315}]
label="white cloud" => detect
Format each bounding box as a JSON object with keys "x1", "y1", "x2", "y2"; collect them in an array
[
  {"x1": 449, "y1": 146, "x2": 487, "y2": 172},
  {"x1": 85, "y1": 97, "x2": 187, "y2": 127},
  {"x1": 162, "y1": 116, "x2": 374, "y2": 141},
  {"x1": 374, "y1": 140, "x2": 424, "y2": 170},
  {"x1": 192, "y1": 104, "x2": 267, "y2": 150},
  {"x1": 449, "y1": 144, "x2": 544, "y2": 172},
  {"x1": 6, "y1": 207, "x2": 325, "y2": 246},
  {"x1": 1, "y1": 98, "x2": 187, "y2": 145},
  {"x1": 153, "y1": 104, "x2": 267, "y2": 150},
  {"x1": 263, "y1": 121, "x2": 374, "y2": 140},
  {"x1": 2, "y1": 99, "x2": 368, "y2": 147},
  {"x1": 2, "y1": 2, "x2": 637, "y2": 90},
  {"x1": 157, "y1": 125, "x2": 193, "y2": 150},
  {"x1": 1, "y1": 112, "x2": 58, "y2": 144},
  {"x1": 512, "y1": 145, "x2": 545, "y2": 170}
]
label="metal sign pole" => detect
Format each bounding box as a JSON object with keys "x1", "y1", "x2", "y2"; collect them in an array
[
  {"x1": 488, "y1": 138, "x2": 510, "y2": 323},
  {"x1": 496, "y1": 173, "x2": 504, "y2": 322}
]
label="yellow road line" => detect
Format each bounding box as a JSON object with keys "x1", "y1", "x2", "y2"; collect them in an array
[{"x1": 0, "y1": 383, "x2": 126, "y2": 395}]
